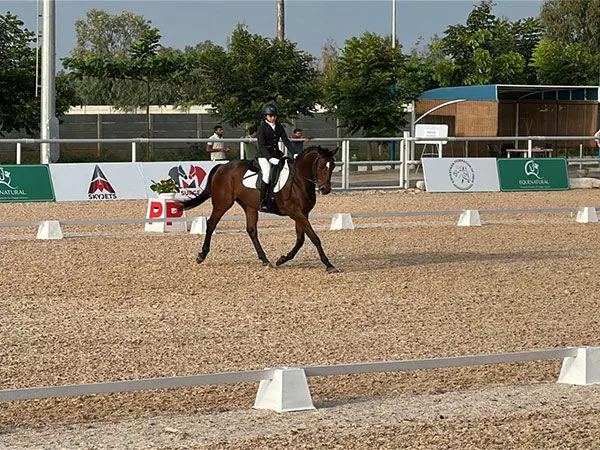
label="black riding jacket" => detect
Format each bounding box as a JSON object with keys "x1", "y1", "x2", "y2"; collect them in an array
[{"x1": 256, "y1": 121, "x2": 298, "y2": 159}]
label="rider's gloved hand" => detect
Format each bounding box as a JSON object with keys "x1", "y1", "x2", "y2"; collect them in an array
[{"x1": 269, "y1": 157, "x2": 280, "y2": 165}]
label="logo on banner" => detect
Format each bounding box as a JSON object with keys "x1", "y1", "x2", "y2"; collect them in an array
[
  {"x1": 524, "y1": 160, "x2": 542, "y2": 179},
  {"x1": 448, "y1": 159, "x2": 475, "y2": 191},
  {"x1": 168, "y1": 165, "x2": 207, "y2": 195},
  {"x1": 88, "y1": 165, "x2": 117, "y2": 200},
  {"x1": 520, "y1": 160, "x2": 549, "y2": 186},
  {"x1": 0, "y1": 167, "x2": 26, "y2": 196}
]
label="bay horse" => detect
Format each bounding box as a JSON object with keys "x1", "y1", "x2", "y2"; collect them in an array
[{"x1": 181, "y1": 146, "x2": 340, "y2": 273}]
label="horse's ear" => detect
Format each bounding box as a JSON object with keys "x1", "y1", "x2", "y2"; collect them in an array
[{"x1": 330, "y1": 147, "x2": 339, "y2": 157}]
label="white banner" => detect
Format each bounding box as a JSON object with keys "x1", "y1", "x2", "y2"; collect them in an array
[
  {"x1": 423, "y1": 158, "x2": 500, "y2": 192},
  {"x1": 50, "y1": 163, "x2": 146, "y2": 202},
  {"x1": 141, "y1": 161, "x2": 222, "y2": 198},
  {"x1": 50, "y1": 161, "x2": 225, "y2": 202}
]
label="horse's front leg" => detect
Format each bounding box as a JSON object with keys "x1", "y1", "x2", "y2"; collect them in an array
[
  {"x1": 293, "y1": 216, "x2": 339, "y2": 273},
  {"x1": 244, "y1": 207, "x2": 272, "y2": 267},
  {"x1": 276, "y1": 221, "x2": 305, "y2": 266}
]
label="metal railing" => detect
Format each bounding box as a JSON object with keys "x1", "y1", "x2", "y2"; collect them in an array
[{"x1": 2, "y1": 135, "x2": 599, "y2": 190}]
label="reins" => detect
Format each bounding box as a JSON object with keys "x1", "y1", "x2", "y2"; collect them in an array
[{"x1": 281, "y1": 150, "x2": 321, "y2": 202}]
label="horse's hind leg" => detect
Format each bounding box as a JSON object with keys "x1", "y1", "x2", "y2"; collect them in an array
[
  {"x1": 276, "y1": 221, "x2": 305, "y2": 266},
  {"x1": 243, "y1": 207, "x2": 271, "y2": 267},
  {"x1": 196, "y1": 202, "x2": 232, "y2": 264}
]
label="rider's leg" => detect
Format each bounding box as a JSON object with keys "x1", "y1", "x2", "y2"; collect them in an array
[{"x1": 257, "y1": 157, "x2": 271, "y2": 211}]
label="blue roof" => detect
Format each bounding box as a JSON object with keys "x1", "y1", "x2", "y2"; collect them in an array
[{"x1": 419, "y1": 84, "x2": 599, "y2": 102}]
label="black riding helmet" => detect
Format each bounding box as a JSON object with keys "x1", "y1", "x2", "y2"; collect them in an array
[{"x1": 262, "y1": 103, "x2": 278, "y2": 117}]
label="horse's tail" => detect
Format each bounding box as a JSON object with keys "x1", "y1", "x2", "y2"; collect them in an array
[{"x1": 180, "y1": 164, "x2": 220, "y2": 211}]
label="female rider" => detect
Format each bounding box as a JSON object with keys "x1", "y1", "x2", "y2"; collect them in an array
[{"x1": 256, "y1": 103, "x2": 300, "y2": 212}]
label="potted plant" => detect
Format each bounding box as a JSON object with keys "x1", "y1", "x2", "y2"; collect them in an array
[{"x1": 150, "y1": 178, "x2": 180, "y2": 199}]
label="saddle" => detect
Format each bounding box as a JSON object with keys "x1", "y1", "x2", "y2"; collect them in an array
[{"x1": 242, "y1": 158, "x2": 291, "y2": 192}]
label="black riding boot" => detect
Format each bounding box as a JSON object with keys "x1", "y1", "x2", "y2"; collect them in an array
[{"x1": 259, "y1": 181, "x2": 271, "y2": 212}]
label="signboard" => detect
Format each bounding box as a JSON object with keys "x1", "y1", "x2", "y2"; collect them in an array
[
  {"x1": 0, "y1": 165, "x2": 55, "y2": 202},
  {"x1": 497, "y1": 158, "x2": 569, "y2": 191},
  {"x1": 422, "y1": 158, "x2": 500, "y2": 192},
  {"x1": 50, "y1": 163, "x2": 147, "y2": 201},
  {"x1": 141, "y1": 161, "x2": 222, "y2": 198}
]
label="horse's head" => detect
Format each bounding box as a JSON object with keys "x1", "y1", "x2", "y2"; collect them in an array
[{"x1": 313, "y1": 146, "x2": 338, "y2": 195}]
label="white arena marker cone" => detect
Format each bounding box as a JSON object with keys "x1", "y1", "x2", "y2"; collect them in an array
[
  {"x1": 330, "y1": 213, "x2": 355, "y2": 230},
  {"x1": 576, "y1": 207, "x2": 598, "y2": 223},
  {"x1": 189, "y1": 216, "x2": 208, "y2": 235},
  {"x1": 558, "y1": 346, "x2": 600, "y2": 386},
  {"x1": 253, "y1": 367, "x2": 315, "y2": 413},
  {"x1": 36, "y1": 220, "x2": 63, "y2": 240},
  {"x1": 457, "y1": 210, "x2": 482, "y2": 227}
]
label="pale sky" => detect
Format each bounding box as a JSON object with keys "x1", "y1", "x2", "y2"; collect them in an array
[{"x1": 4, "y1": 0, "x2": 543, "y2": 65}]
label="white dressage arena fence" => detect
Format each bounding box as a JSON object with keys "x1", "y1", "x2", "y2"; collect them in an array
[
  {"x1": 0, "y1": 206, "x2": 599, "y2": 239},
  {"x1": 0, "y1": 347, "x2": 598, "y2": 413}
]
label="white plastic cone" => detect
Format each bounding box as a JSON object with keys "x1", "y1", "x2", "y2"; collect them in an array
[
  {"x1": 36, "y1": 220, "x2": 63, "y2": 240},
  {"x1": 330, "y1": 213, "x2": 355, "y2": 230},
  {"x1": 253, "y1": 367, "x2": 315, "y2": 413},
  {"x1": 558, "y1": 346, "x2": 600, "y2": 386},
  {"x1": 576, "y1": 207, "x2": 598, "y2": 223},
  {"x1": 189, "y1": 216, "x2": 208, "y2": 235},
  {"x1": 457, "y1": 210, "x2": 482, "y2": 227}
]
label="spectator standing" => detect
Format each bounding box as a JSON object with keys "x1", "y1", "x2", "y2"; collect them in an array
[
  {"x1": 207, "y1": 125, "x2": 230, "y2": 161},
  {"x1": 242, "y1": 125, "x2": 258, "y2": 161},
  {"x1": 291, "y1": 128, "x2": 311, "y2": 154}
]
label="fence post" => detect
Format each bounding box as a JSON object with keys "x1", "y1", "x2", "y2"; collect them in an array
[
  {"x1": 399, "y1": 138, "x2": 405, "y2": 189},
  {"x1": 131, "y1": 142, "x2": 137, "y2": 162},
  {"x1": 527, "y1": 139, "x2": 532, "y2": 158},
  {"x1": 16, "y1": 142, "x2": 22, "y2": 165},
  {"x1": 240, "y1": 141, "x2": 246, "y2": 160},
  {"x1": 344, "y1": 139, "x2": 350, "y2": 190},
  {"x1": 403, "y1": 131, "x2": 410, "y2": 189}
]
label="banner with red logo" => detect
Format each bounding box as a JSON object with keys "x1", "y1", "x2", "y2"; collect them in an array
[
  {"x1": 141, "y1": 161, "x2": 223, "y2": 198},
  {"x1": 50, "y1": 163, "x2": 147, "y2": 201},
  {"x1": 49, "y1": 161, "x2": 223, "y2": 202}
]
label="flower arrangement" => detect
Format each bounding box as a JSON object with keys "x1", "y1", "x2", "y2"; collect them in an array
[{"x1": 150, "y1": 178, "x2": 180, "y2": 194}]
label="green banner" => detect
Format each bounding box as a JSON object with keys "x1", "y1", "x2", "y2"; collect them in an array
[
  {"x1": 0, "y1": 165, "x2": 55, "y2": 202},
  {"x1": 497, "y1": 158, "x2": 569, "y2": 191}
]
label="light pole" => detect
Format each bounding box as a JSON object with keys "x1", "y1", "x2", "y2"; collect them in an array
[
  {"x1": 40, "y1": 0, "x2": 58, "y2": 163},
  {"x1": 390, "y1": 0, "x2": 397, "y2": 161},
  {"x1": 277, "y1": 0, "x2": 284, "y2": 40}
]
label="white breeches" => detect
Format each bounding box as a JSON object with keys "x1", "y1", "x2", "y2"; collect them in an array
[{"x1": 258, "y1": 157, "x2": 280, "y2": 183}]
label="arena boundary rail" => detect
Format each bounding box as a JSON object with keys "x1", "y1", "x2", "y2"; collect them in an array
[
  {"x1": 0, "y1": 346, "x2": 598, "y2": 413},
  {"x1": 0, "y1": 206, "x2": 599, "y2": 236}
]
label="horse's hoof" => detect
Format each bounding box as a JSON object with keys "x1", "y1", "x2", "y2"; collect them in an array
[
  {"x1": 196, "y1": 254, "x2": 205, "y2": 264},
  {"x1": 275, "y1": 256, "x2": 286, "y2": 266},
  {"x1": 326, "y1": 266, "x2": 341, "y2": 274},
  {"x1": 262, "y1": 260, "x2": 274, "y2": 268}
]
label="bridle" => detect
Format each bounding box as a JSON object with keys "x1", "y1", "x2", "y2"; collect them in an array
[{"x1": 282, "y1": 151, "x2": 331, "y2": 200}]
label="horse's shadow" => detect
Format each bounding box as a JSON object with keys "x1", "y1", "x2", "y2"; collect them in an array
[{"x1": 323, "y1": 249, "x2": 573, "y2": 273}]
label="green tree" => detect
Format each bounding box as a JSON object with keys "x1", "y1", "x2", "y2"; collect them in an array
[
  {"x1": 64, "y1": 28, "x2": 188, "y2": 158},
  {"x1": 432, "y1": 1, "x2": 544, "y2": 86},
  {"x1": 531, "y1": 39, "x2": 599, "y2": 84},
  {"x1": 67, "y1": 9, "x2": 183, "y2": 106},
  {"x1": 541, "y1": 0, "x2": 600, "y2": 51},
  {"x1": 0, "y1": 12, "x2": 74, "y2": 136},
  {"x1": 322, "y1": 32, "x2": 411, "y2": 138},
  {"x1": 540, "y1": 0, "x2": 600, "y2": 82},
  {"x1": 191, "y1": 25, "x2": 322, "y2": 127}
]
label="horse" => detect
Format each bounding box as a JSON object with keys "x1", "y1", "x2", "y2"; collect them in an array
[{"x1": 181, "y1": 146, "x2": 340, "y2": 273}]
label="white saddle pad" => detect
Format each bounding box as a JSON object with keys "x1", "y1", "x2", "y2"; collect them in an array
[{"x1": 242, "y1": 160, "x2": 290, "y2": 193}]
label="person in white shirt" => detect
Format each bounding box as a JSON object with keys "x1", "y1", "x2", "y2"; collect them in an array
[{"x1": 207, "y1": 125, "x2": 230, "y2": 161}]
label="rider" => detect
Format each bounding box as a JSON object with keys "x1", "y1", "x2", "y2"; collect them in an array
[{"x1": 256, "y1": 103, "x2": 300, "y2": 212}]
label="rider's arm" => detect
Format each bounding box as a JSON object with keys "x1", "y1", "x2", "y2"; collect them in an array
[{"x1": 278, "y1": 125, "x2": 299, "y2": 157}]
